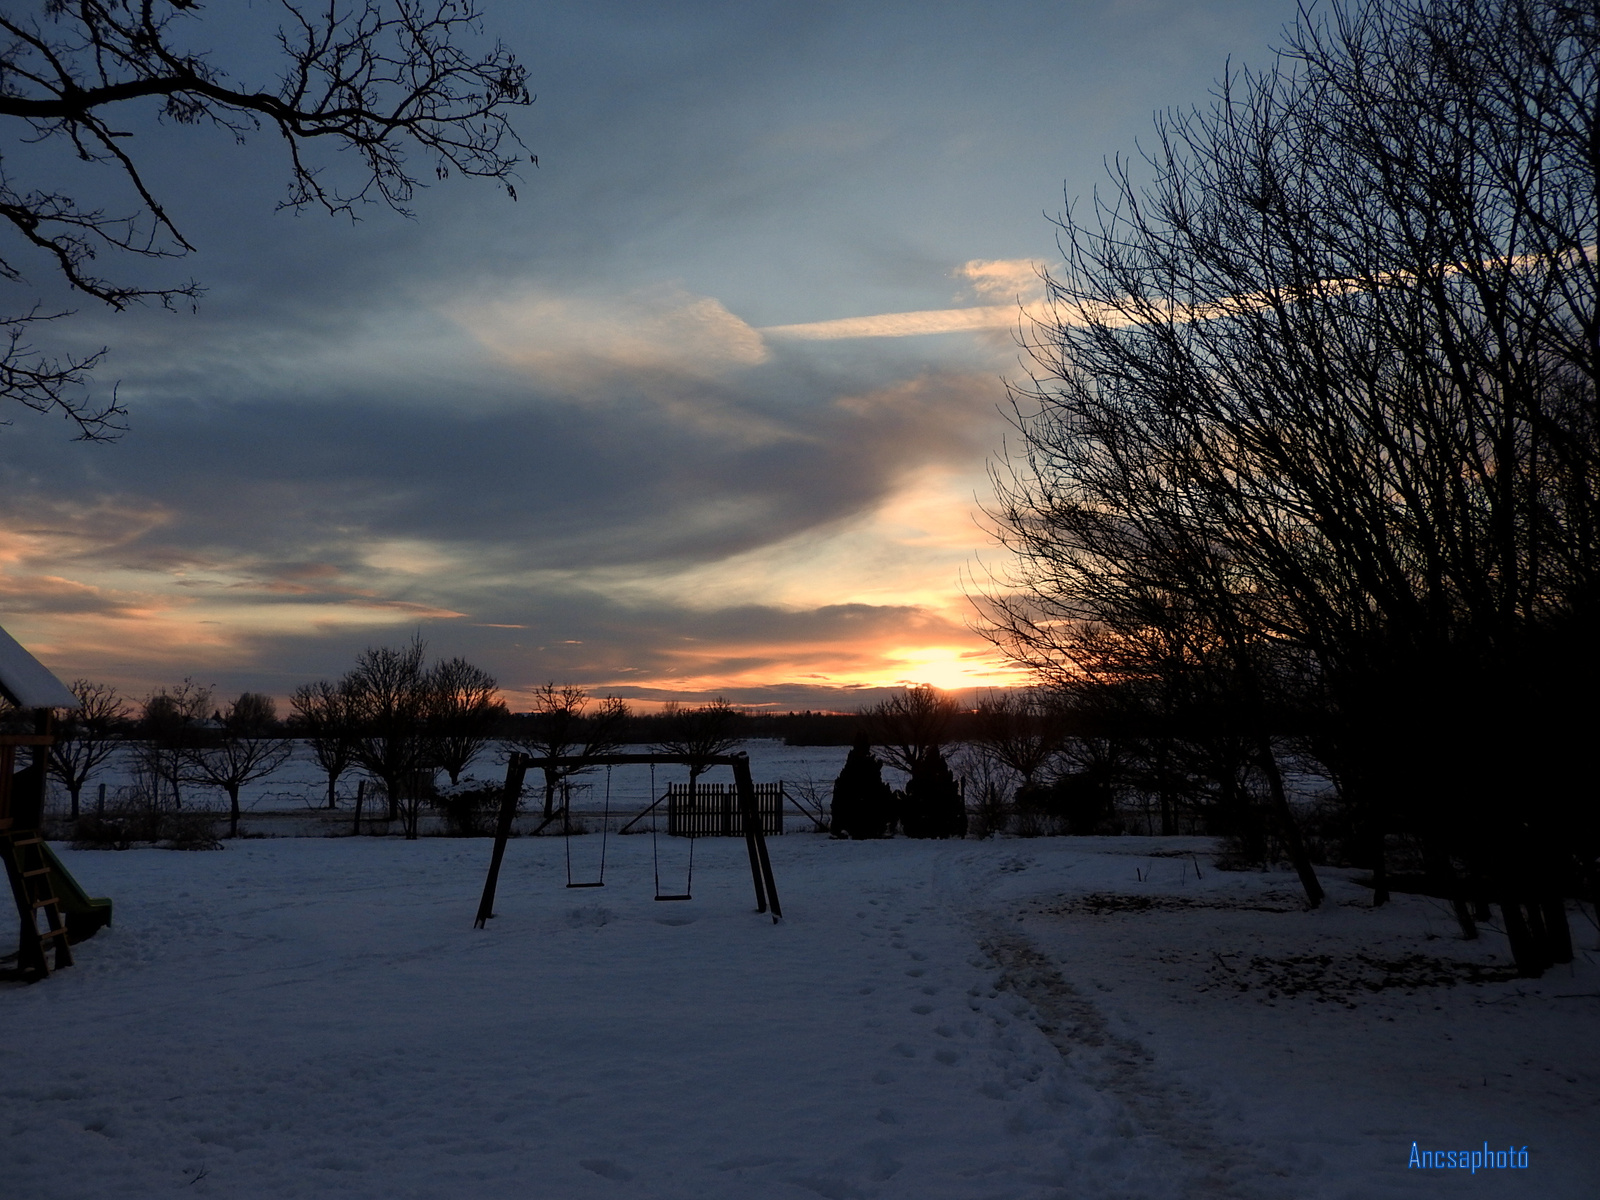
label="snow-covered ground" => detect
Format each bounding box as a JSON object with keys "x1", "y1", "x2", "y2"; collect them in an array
[{"x1": 4, "y1": 832, "x2": 1595, "y2": 1199}]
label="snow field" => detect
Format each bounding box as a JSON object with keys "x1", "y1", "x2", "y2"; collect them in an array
[{"x1": 3, "y1": 833, "x2": 1595, "y2": 1199}]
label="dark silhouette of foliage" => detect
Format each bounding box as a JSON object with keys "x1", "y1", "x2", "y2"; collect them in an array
[
  {"x1": 652, "y1": 697, "x2": 742, "y2": 812},
  {"x1": 901, "y1": 747, "x2": 966, "y2": 839},
  {"x1": 829, "y1": 733, "x2": 895, "y2": 840},
  {"x1": 137, "y1": 677, "x2": 212, "y2": 811},
  {"x1": 861, "y1": 685, "x2": 957, "y2": 775},
  {"x1": 341, "y1": 636, "x2": 435, "y2": 838}
]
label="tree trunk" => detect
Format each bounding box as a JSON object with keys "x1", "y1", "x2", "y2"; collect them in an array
[
  {"x1": 69, "y1": 783, "x2": 82, "y2": 822},
  {"x1": 1256, "y1": 733, "x2": 1323, "y2": 908},
  {"x1": 228, "y1": 783, "x2": 241, "y2": 838},
  {"x1": 326, "y1": 773, "x2": 338, "y2": 810},
  {"x1": 1500, "y1": 899, "x2": 1545, "y2": 978},
  {"x1": 352, "y1": 779, "x2": 365, "y2": 836},
  {"x1": 1423, "y1": 839, "x2": 1476, "y2": 939},
  {"x1": 1540, "y1": 894, "x2": 1573, "y2": 965},
  {"x1": 1369, "y1": 817, "x2": 1389, "y2": 907}
]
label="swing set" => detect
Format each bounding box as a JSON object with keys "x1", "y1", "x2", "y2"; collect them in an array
[{"x1": 474, "y1": 751, "x2": 782, "y2": 927}]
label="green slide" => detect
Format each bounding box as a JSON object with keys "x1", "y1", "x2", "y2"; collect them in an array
[{"x1": 39, "y1": 842, "x2": 113, "y2": 942}]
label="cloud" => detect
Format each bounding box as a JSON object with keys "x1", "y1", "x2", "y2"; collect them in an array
[
  {"x1": 452, "y1": 284, "x2": 770, "y2": 389},
  {"x1": 955, "y1": 258, "x2": 1048, "y2": 303},
  {"x1": 761, "y1": 257, "x2": 1052, "y2": 340},
  {"x1": 762, "y1": 304, "x2": 1028, "y2": 340}
]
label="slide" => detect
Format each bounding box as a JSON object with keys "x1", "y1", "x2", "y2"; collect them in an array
[{"x1": 39, "y1": 842, "x2": 113, "y2": 942}]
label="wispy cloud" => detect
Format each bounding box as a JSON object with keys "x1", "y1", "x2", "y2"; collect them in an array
[
  {"x1": 763, "y1": 257, "x2": 1050, "y2": 340},
  {"x1": 762, "y1": 303, "x2": 1034, "y2": 340}
]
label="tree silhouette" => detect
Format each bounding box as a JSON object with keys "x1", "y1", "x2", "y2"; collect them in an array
[
  {"x1": 290, "y1": 679, "x2": 359, "y2": 810},
  {"x1": 46, "y1": 678, "x2": 129, "y2": 819},
  {"x1": 981, "y1": 0, "x2": 1596, "y2": 966},
  {"x1": 514, "y1": 684, "x2": 629, "y2": 819},
  {"x1": 829, "y1": 733, "x2": 894, "y2": 840},
  {"x1": 189, "y1": 693, "x2": 292, "y2": 838},
  {"x1": 0, "y1": 1, "x2": 532, "y2": 436}
]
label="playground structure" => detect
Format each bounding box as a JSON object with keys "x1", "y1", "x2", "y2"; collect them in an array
[
  {"x1": 474, "y1": 752, "x2": 783, "y2": 928},
  {"x1": 1, "y1": 622, "x2": 112, "y2": 982}
]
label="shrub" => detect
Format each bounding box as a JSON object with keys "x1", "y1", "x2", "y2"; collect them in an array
[
  {"x1": 431, "y1": 781, "x2": 504, "y2": 837},
  {"x1": 830, "y1": 734, "x2": 895, "y2": 839},
  {"x1": 72, "y1": 797, "x2": 220, "y2": 850}
]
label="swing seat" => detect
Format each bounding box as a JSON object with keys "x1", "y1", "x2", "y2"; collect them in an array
[
  {"x1": 654, "y1": 893, "x2": 692, "y2": 902},
  {"x1": 565, "y1": 881, "x2": 605, "y2": 889}
]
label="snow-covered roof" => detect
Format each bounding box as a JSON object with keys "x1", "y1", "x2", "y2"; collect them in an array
[{"x1": 0, "y1": 622, "x2": 80, "y2": 710}]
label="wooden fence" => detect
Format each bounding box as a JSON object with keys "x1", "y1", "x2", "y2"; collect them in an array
[{"x1": 665, "y1": 782, "x2": 784, "y2": 837}]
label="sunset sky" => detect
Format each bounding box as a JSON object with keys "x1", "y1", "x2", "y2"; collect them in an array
[{"x1": 1, "y1": 0, "x2": 1294, "y2": 712}]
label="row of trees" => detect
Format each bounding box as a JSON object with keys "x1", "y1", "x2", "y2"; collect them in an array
[
  {"x1": 44, "y1": 658, "x2": 1319, "y2": 851},
  {"x1": 980, "y1": 0, "x2": 1598, "y2": 977},
  {"x1": 39, "y1": 643, "x2": 769, "y2": 840},
  {"x1": 45, "y1": 639, "x2": 504, "y2": 839}
]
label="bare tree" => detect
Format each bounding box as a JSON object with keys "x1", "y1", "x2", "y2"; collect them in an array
[
  {"x1": 138, "y1": 677, "x2": 212, "y2": 810},
  {"x1": 651, "y1": 698, "x2": 742, "y2": 811},
  {"x1": 515, "y1": 684, "x2": 629, "y2": 819},
  {"x1": 429, "y1": 657, "x2": 502, "y2": 786},
  {"x1": 0, "y1": 1, "x2": 532, "y2": 436},
  {"x1": 189, "y1": 693, "x2": 292, "y2": 837},
  {"x1": 861, "y1": 685, "x2": 958, "y2": 775},
  {"x1": 290, "y1": 679, "x2": 358, "y2": 809},
  {"x1": 46, "y1": 678, "x2": 129, "y2": 819},
  {"x1": 341, "y1": 636, "x2": 435, "y2": 838},
  {"x1": 971, "y1": 688, "x2": 1064, "y2": 789},
  {"x1": 981, "y1": 0, "x2": 1596, "y2": 960}
]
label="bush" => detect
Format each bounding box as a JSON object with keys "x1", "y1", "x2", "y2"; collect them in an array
[
  {"x1": 431, "y1": 781, "x2": 504, "y2": 837},
  {"x1": 830, "y1": 734, "x2": 895, "y2": 839},
  {"x1": 73, "y1": 800, "x2": 221, "y2": 850},
  {"x1": 901, "y1": 748, "x2": 966, "y2": 839}
]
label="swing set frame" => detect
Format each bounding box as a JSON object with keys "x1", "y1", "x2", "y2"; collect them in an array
[{"x1": 474, "y1": 751, "x2": 782, "y2": 928}]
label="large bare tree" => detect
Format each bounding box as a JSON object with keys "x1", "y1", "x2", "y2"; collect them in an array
[
  {"x1": 982, "y1": 0, "x2": 1596, "y2": 967},
  {"x1": 0, "y1": 1, "x2": 532, "y2": 437}
]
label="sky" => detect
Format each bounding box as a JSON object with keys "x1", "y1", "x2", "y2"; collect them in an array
[{"x1": 0, "y1": 0, "x2": 1297, "y2": 713}]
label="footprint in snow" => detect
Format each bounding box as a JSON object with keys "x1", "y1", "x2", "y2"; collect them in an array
[{"x1": 580, "y1": 1159, "x2": 634, "y2": 1181}]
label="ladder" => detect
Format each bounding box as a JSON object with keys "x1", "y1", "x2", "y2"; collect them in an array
[{"x1": 2, "y1": 829, "x2": 73, "y2": 980}]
